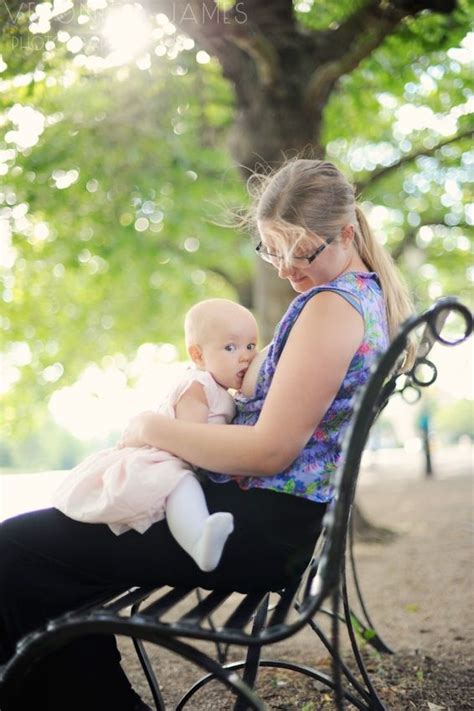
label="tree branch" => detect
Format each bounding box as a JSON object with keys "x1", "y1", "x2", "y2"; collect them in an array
[
  {"x1": 392, "y1": 225, "x2": 423, "y2": 261},
  {"x1": 357, "y1": 128, "x2": 474, "y2": 194},
  {"x1": 227, "y1": 32, "x2": 280, "y2": 87},
  {"x1": 326, "y1": 0, "x2": 456, "y2": 54},
  {"x1": 305, "y1": 10, "x2": 400, "y2": 110},
  {"x1": 391, "y1": 220, "x2": 469, "y2": 261},
  {"x1": 304, "y1": 0, "x2": 457, "y2": 112},
  {"x1": 207, "y1": 265, "x2": 253, "y2": 306}
]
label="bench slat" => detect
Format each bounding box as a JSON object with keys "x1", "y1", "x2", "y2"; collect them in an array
[
  {"x1": 224, "y1": 592, "x2": 269, "y2": 631},
  {"x1": 103, "y1": 586, "x2": 160, "y2": 614},
  {"x1": 138, "y1": 586, "x2": 194, "y2": 620},
  {"x1": 268, "y1": 582, "x2": 299, "y2": 628},
  {"x1": 178, "y1": 590, "x2": 232, "y2": 626}
]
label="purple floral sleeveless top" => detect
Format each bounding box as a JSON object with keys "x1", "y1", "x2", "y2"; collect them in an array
[{"x1": 208, "y1": 272, "x2": 389, "y2": 503}]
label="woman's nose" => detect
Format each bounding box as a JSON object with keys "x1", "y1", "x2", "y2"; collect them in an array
[{"x1": 278, "y1": 261, "x2": 294, "y2": 279}]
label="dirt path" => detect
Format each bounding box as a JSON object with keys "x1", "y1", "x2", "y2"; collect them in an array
[{"x1": 119, "y1": 468, "x2": 473, "y2": 710}]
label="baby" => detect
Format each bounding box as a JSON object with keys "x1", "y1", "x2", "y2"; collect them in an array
[{"x1": 53, "y1": 298, "x2": 259, "y2": 572}]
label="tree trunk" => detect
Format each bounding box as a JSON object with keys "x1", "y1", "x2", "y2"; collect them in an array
[
  {"x1": 230, "y1": 90, "x2": 322, "y2": 336},
  {"x1": 352, "y1": 499, "x2": 398, "y2": 544},
  {"x1": 223, "y1": 52, "x2": 325, "y2": 332}
]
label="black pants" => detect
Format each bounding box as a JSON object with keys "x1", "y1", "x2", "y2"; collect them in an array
[{"x1": 0, "y1": 479, "x2": 326, "y2": 711}]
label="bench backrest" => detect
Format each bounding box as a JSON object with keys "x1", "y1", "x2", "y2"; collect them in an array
[{"x1": 306, "y1": 296, "x2": 473, "y2": 611}]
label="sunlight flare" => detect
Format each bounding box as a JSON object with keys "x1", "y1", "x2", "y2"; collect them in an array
[{"x1": 102, "y1": 4, "x2": 152, "y2": 64}]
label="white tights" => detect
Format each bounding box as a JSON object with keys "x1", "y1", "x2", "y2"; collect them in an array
[{"x1": 166, "y1": 475, "x2": 234, "y2": 572}]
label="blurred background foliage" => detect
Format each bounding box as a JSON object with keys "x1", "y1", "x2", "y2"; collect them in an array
[{"x1": 0, "y1": 0, "x2": 472, "y2": 466}]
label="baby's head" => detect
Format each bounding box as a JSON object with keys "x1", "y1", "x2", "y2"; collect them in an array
[{"x1": 184, "y1": 299, "x2": 259, "y2": 390}]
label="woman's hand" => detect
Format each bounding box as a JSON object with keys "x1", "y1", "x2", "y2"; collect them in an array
[{"x1": 118, "y1": 410, "x2": 155, "y2": 448}]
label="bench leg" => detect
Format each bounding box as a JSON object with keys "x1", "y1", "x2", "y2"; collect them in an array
[
  {"x1": 341, "y1": 573, "x2": 387, "y2": 711},
  {"x1": 347, "y1": 517, "x2": 394, "y2": 655},
  {"x1": 233, "y1": 593, "x2": 269, "y2": 711},
  {"x1": 132, "y1": 637, "x2": 166, "y2": 711}
]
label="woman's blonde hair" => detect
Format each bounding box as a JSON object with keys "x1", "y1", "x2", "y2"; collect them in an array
[{"x1": 248, "y1": 158, "x2": 415, "y2": 369}]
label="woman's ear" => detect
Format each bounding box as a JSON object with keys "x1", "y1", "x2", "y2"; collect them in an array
[
  {"x1": 188, "y1": 344, "x2": 203, "y2": 367},
  {"x1": 341, "y1": 223, "x2": 354, "y2": 247}
]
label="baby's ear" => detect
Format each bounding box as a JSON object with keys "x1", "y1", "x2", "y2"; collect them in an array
[{"x1": 188, "y1": 344, "x2": 203, "y2": 366}]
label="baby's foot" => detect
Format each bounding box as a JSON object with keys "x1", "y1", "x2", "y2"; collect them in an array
[{"x1": 193, "y1": 512, "x2": 234, "y2": 572}]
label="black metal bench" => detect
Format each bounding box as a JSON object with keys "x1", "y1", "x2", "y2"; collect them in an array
[{"x1": 0, "y1": 297, "x2": 472, "y2": 710}]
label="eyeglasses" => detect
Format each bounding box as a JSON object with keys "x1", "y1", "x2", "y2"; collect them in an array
[{"x1": 255, "y1": 235, "x2": 335, "y2": 267}]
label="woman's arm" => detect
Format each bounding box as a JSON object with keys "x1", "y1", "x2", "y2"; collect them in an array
[{"x1": 120, "y1": 291, "x2": 364, "y2": 476}]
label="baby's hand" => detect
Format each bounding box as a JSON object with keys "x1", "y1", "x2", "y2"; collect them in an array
[{"x1": 117, "y1": 410, "x2": 155, "y2": 448}]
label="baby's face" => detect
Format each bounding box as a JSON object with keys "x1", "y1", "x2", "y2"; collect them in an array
[{"x1": 199, "y1": 311, "x2": 258, "y2": 390}]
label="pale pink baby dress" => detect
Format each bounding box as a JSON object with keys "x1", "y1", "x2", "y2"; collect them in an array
[{"x1": 53, "y1": 370, "x2": 235, "y2": 535}]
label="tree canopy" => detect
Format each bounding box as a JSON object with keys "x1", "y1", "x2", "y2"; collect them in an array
[{"x1": 1, "y1": 0, "x2": 472, "y2": 444}]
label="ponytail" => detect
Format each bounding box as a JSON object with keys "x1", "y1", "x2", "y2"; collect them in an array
[{"x1": 354, "y1": 205, "x2": 416, "y2": 370}]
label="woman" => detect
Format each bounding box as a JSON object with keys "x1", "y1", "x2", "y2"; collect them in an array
[{"x1": 0, "y1": 159, "x2": 413, "y2": 710}]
